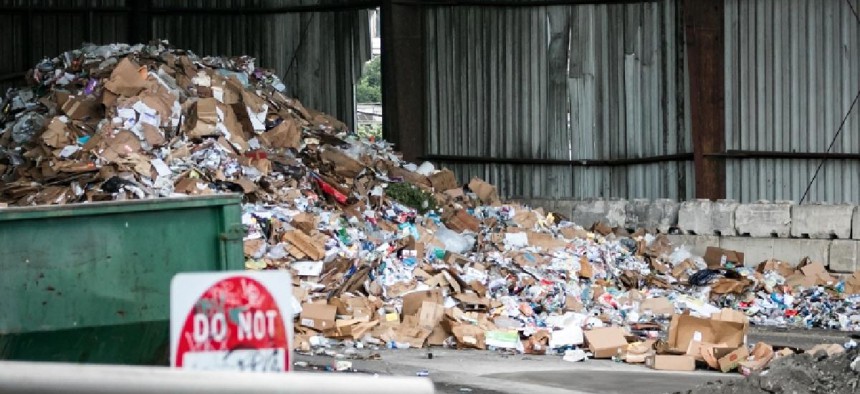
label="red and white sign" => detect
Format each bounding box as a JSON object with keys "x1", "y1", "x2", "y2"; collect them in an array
[{"x1": 170, "y1": 271, "x2": 293, "y2": 372}]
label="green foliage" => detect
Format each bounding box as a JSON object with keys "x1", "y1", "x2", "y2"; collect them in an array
[
  {"x1": 356, "y1": 56, "x2": 381, "y2": 103},
  {"x1": 386, "y1": 182, "x2": 437, "y2": 214},
  {"x1": 356, "y1": 124, "x2": 383, "y2": 139}
]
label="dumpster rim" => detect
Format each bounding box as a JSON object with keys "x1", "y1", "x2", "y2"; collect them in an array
[{"x1": 0, "y1": 194, "x2": 242, "y2": 222}]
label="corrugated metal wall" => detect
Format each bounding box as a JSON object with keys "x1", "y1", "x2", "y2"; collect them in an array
[
  {"x1": 0, "y1": 0, "x2": 131, "y2": 93},
  {"x1": 0, "y1": 0, "x2": 370, "y2": 127},
  {"x1": 725, "y1": 0, "x2": 860, "y2": 203},
  {"x1": 425, "y1": 1, "x2": 694, "y2": 200}
]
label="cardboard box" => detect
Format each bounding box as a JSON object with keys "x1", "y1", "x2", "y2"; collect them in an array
[
  {"x1": 667, "y1": 314, "x2": 746, "y2": 352},
  {"x1": 704, "y1": 247, "x2": 744, "y2": 269},
  {"x1": 717, "y1": 346, "x2": 749, "y2": 373},
  {"x1": 584, "y1": 327, "x2": 628, "y2": 359},
  {"x1": 300, "y1": 303, "x2": 337, "y2": 331},
  {"x1": 645, "y1": 354, "x2": 696, "y2": 371}
]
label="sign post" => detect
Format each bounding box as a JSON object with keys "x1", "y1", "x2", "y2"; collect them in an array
[{"x1": 170, "y1": 271, "x2": 293, "y2": 372}]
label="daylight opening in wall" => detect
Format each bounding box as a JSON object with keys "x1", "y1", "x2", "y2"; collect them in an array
[{"x1": 355, "y1": 8, "x2": 382, "y2": 141}]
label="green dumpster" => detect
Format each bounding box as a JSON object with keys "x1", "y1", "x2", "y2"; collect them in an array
[{"x1": 0, "y1": 195, "x2": 245, "y2": 365}]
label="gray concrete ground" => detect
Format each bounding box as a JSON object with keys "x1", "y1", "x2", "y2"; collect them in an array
[{"x1": 294, "y1": 327, "x2": 858, "y2": 394}]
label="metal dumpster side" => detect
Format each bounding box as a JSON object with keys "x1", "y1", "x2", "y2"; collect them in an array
[{"x1": 0, "y1": 195, "x2": 245, "y2": 365}]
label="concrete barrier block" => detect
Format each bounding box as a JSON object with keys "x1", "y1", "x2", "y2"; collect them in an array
[
  {"x1": 571, "y1": 199, "x2": 627, "y2": 228},
  {"x1": 734, "y1": 201, "x2": 792, "y2": 238},
  {"x1": 829, "y1": 240, "x2": 860, "y2": 273},
  {"x1": 625, "y1": 199, "x2": 655, "y2": 232},
  {"x1": 853, "y1": 209, "x2": 860, "y2": 240},
  {"x1": 678, "y1": 199, "x2": 737, "y2": 236},
  {"x1": 666, "y1": 234, "x2": 720, "y2": 257},
  {"x1": 654, "y1": 199, "x2": 680, "y2": 233},
  {"x1": 790, "y1": 204, "x2": 855, "y2": 239},
  {"x1": 604, "y1": 199, "x2": 628, "y2": 228},
  {"x1": 770, "y1": 238, "x2": 830, "y2": 267},
  {"x1": 678, "y1": 199, "x2": 713, "y2": 235},
  {"x1": 713, "y1": 200, "x2": 739, "y2": 236}
]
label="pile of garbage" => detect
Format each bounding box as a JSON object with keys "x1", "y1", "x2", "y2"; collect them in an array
[
  {"x1": 2, "y1": 42, "x2": 860, "y2": 375},
  {"x1": 0, "y1": 40, "x2": 346, "y2": 205}
]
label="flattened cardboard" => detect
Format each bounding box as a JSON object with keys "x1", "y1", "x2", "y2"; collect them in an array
[
  {"x1": 646, "y1": 355, "x2": 696, "y2": 371},
  {"x1": 640, "y1": 297, "x2": 674, "y2": 315},
  {"x1": 799, "y1": 261, "x2": 835, "y2": 285},
  {"x1": 41, "y1": 117, "x2": 72, "y2": 148},
  {"x1": 846, "y1": 271, "x2": 860, "y2": 294},
  {"x1": 428, "y1": 169, "x2": 458, "y2": 191},
  {"x1": 105, "y1": 58, "x2": 148, "y2": 97},
  {"x1": 260, "y1": 118, "x2": 301, "y2": 149},
  {"x1": 321, "y1": 148, "x2": 364, "y2": 178},
  {"x1": 418, "y1": 301, "x2": 445, "y2": 328},
  {"x1": 560, "y1": 227, "x2": 589, "y2": 240},
  {"x1": 402, "y1": 289, "x2": 443, "y2": 316},
  {"x1": 427, "y1": 324, "x2": 450, "y2": 346},
  {"x1": 584, "y1": 327, "x2": 628, "y2": 359},
  {"x1": 300, "y1": 303, "x2": 337, "y2": 331},
  {"x1": 452, "y1": 323, "x2": 486, "y2": 350},
  {"x1": 281, "y1": 230, "x2": 325, "y2": 261},
  {"x1": 468, "y1": 177, "x2": 500, "y2": 204},
  {"x1": 704, "y1": 247, "x2": 745, "y2": 269},
  {"x1": 444, "y1": 209, "x2": 480, "y2": 233},
  {"x1": 61, "y1": 96, "x2": 100, "y2": 120},
  {"x1": 527, "y1": 232, "x2": 567, "y2": 250},
  {"x1": 186, "y1": 98, "x2": 219, "y2": 137},
  {"x1": 756, "y1": 259, "x2": 796, "y2": 278}
]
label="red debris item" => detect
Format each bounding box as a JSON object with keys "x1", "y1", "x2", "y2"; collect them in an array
[
  {"x1": 784, "y1": 309, "x2": 798, "y2": 317},
  {"x1": 315, "y1": 177, "x2": 348, "y2": 204},
  {"x1": 245, "y1": 150, "x2": 268, "y2": 160}
]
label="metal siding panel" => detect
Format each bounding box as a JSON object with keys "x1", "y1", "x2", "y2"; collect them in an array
[
  {"x1": 423, "y1": 2, "x2": 693, "y2": 200},
  {"x1": 725, "y1": 0, "x2": 860, "y2": 202}
]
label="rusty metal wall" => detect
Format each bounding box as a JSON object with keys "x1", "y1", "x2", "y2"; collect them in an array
[
  {"x1": 424, "y1": 1, "x2": 693, "y2": 200},
  {"x1": 725, "y1": 0, "x2": 860, "y2": 203},
  {"x1": 0, "y1": 0, "x2": 370, "y2": 127}
]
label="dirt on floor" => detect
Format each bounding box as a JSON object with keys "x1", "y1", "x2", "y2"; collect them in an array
[{"x1": 681, "y1": 347, "x2": 860, "y2": 394}]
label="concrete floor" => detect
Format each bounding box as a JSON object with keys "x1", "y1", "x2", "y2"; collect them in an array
[
  {"x1": 294, "y1": 327, "x2": 857, "y2": 394},
  {"x1": 297, "y1": 348, "x2": 738, "y2": 394}
]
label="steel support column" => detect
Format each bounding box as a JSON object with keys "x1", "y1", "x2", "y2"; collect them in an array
[
  {"x1": 381, "y1": 0, "x2": 425, "y2": 162},
  {"x1": 683, "y1": 0, "x2": 725, "y2": 200}
]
